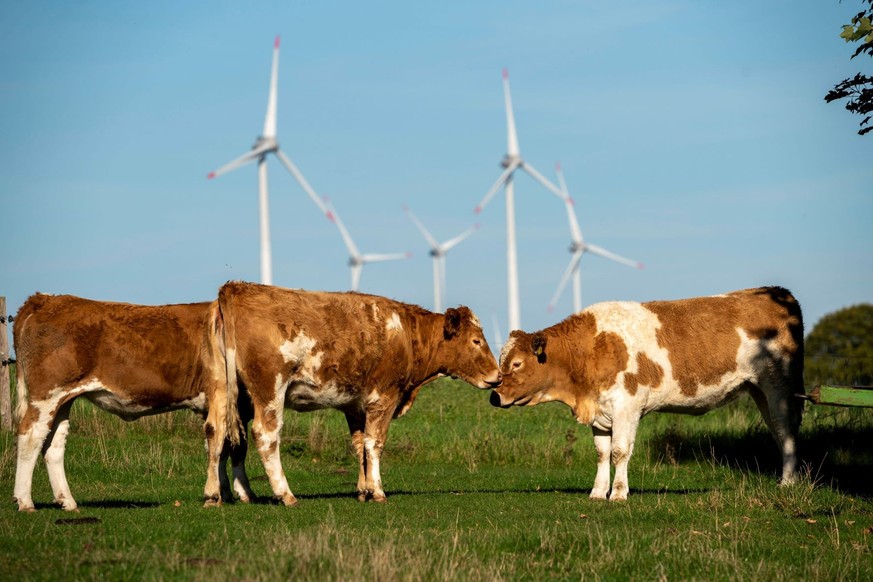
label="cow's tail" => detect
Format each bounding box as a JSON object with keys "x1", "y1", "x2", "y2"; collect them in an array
[
  {"x1": 13, "y1": 361, "x2": 27, "y2": 427},
  {"x1": 218, "y1": 284, "x2": 244, "y2": 447}
]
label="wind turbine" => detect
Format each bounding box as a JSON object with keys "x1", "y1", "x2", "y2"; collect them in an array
[
  {"x1": 207, "y1": 35, "x2": 328, "y2": 285},
  {"x1": 324, "y1": 198, "x2": 411, "y2": 292},
  {"x1": 403, "y1": 205, "x2": 479, "y2": 312},
  {"x1": 548, "y1": 163, "x2": 644, "y2": 314},
  {"x1": 474, "y1": 69, "x2": 565, "y2": 332}
]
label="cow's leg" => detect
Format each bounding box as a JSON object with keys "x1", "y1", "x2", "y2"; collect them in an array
[
  {"x1": 251, "y1": 401, "x2": 297, "y2": 506},
  {"x1": 590, "y1": 427, "x2": 612, "y2": 500},
  {"x1": 13, "y1": 400, "x2": 57, "y2": 512},
  {"x1": 345, "y1": 412, "x2": 367, "y2": 502},
  {"x1": 230, "y1": 438, "x2": 256, "y2": 503},
  {"x1": 43, "y1": 401, "x2": 77, "y2": 511},
  {"x1": 749, "y1": 381, "x2": 799, "y2": 485},
  {"x1": 203, "y1": 398, "x2": 229, "y2": 507},
  {"x1": 607, "y1": 412, "x2": 640, "y2": 502},
  {"x1": 363, "y1": 399, "x2": 396, "y2": 503}
]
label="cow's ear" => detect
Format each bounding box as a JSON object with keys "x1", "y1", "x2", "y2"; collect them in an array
[
  {"x1": 444, "y1": 307, "x2": 462, "y2": 339},
  {"x1": 531, "y1": 333, "x2": 547, "y2": 363}
]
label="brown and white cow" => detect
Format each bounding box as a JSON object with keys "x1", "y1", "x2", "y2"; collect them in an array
[
  {"x1": 218, "y1": 281, "x2": 501, "y2": 504},
  {"x1": 12, "y1": 293, "x2": 254, "y2": 512},
  {"x1": 490, "y1": 287, "x2": 804, "y2": 501}
]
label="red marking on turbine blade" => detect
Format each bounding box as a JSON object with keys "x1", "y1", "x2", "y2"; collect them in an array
[
  {"x1": 556, "y1": 161, "x2": 562, "y2": 171},
  {"x1": 274, "y1": 35, "x2": 280, "y2": 49},
  {"x1": 474, "y1": 206, "x2": 482, "y2": 214},
  {"x1": 637, "y1": 263, "x2": 646, "y2": 270},
  {"x1": 547, "y1": 304, "x2": 555, "y2": 313},
  {"x1": 207, "y1": 172, "x2": 216, "y2": 180},
  {"x1": 404, "y1": 252, "x2": 413, "y2": 258},
  {"x1": 502, "y1": 68, "x2": 509, "y2": 80},
  {"x1": 474, "y1": 223, "x2": 481, "y2": 230},
  {"x1": 326, "y1": 211, "x2": 335, "y2": 222},
  {"x1": 401, "y1": 204, "x2": 409, "y2": 212},
  {"x1": 567, "y1": 196, "x2": 575, "y2": 206}
]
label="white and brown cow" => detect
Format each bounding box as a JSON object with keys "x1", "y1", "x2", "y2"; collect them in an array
[
  {"x1": 12, "y1": 293, "x2": 254, "y2": 512},
  {"x1": 218, "y1": 281, "x2": 501, "y2": 504},
  {"x1": 490, "y1": 287, "x2": 804, "y2": 501}
]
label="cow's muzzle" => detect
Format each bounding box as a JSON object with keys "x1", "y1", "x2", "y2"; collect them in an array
[
  {"x1": 484, "y1": 372, "x2": 503, "y2": 389},
  {"x1": 489, "y1": 390, "x2": 511, "y2": 408}
]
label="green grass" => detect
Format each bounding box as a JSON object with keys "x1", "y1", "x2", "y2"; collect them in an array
[{"x1": 1, "y1": 376, "x2": 872, "y2": 580}]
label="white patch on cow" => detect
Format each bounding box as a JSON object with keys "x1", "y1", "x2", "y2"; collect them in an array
[
  {"x1": 498, "y1": 335, "x2": 517, "y2": 366},
  {"x1": 469, "y1": 313, "x2": 482, "y2": 329},
  {"x1": 371, "y1": 303, "x2": 381, "y2": 320},
  {"x1": 280, "y1": 331, "x2": 324, "y2": 385},
  {"x1": 386, "y1": 312, "x2": 403, "y2": 331},
  {"x1": 279, "y1": 331, "x2": 318, "y2": 364},
  {"x1": 367, "y1": 391, "x2": 381, "y2": 404}
]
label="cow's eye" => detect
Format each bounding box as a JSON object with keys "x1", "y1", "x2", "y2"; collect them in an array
[
  {"x1": 512, "y1": 361, "x2": 522, "y2": 369},
  {"x1": 472, "y1": 338, "x2": 481, "y2": 346}
]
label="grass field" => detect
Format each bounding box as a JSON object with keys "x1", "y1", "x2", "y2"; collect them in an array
[{"x1": 1, "y1": 374, "x2": 872, "y2": 581}]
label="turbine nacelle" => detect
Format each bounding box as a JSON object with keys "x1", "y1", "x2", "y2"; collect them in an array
[{"x1": 252, "y1": 136, "x2": 278, "y2": 153}]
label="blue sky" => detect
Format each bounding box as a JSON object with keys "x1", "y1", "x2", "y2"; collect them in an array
[{"x1": 1, "y1": 0, "x2": 871, "y2": 347}]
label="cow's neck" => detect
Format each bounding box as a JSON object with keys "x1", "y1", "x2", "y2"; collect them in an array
[{"x1": 404, "y1": 312, "x2": 452, "y2": 387}]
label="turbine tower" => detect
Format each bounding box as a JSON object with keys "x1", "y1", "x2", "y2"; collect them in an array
[
  {"x1": 548, "y1": 163, "x2": 644, "y2": 314},
  {"x1": 324, "y1": 198, "x2": 411, "y2": 292},
  {"x1": 403, "y1": 205, "x2": 479, "y2": 312},
  {"x1": 207, "y1": 35, "x2": 328, "y2": 285},
  {"x1": 474, "y1": 69, "x2": 565, "y2": 331}
]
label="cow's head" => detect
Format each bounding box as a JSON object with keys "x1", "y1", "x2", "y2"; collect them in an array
[
  {"x1": 441, "y1": 306, "x2": 501, "y2": 389},
  {"x1": 490, "y1": 330, "x2": 571, "y2": 408}
]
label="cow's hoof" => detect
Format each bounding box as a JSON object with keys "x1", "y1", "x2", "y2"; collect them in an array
[
  {"x1": 203, "y1": 499, "x2": 222, "y2": 508},
  {"x1": 370, "y1": 494, "x2": 387, "y2": 503},
  {"x1": 18, "y1": 506, "x2": 37, "y2": 513},
  {"x1": 589, "y1": 493, "x2": 608, "y2": 501},
  {"x1": 278, "y1": 494, "x2": 298, "y2": 507},
  {"x1": 357, "y1": 492, "x2": 367, "y2": 503}
]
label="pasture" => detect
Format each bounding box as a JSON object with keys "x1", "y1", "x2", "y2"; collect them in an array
[{"x1": 1, "y1": 373, "x2": 871, "y2": 580}]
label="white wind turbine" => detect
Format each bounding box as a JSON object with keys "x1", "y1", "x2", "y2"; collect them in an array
[
  {"x1": 403, "y1": 205, "x2": 479, "y2": 312},
  {"x1": 548, "y1": 163, "x2": 644, "y2": 314},
  {"x1": 207, "y1": 35, "x2": 328, "y2": 285},
  {"x1": 324, "y1": 198, "x2": 411, "y2": 292},
  {"x1": 474, "y1": 69, "x2": 565, "y2": 332}
]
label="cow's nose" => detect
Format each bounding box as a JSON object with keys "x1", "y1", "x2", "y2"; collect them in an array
[
  {"x1": 489, "y1": 390, "x2": 505, "y2": 407},
  {"x1": 486, "y1": 373, "x2": 502, "y2": 388}
]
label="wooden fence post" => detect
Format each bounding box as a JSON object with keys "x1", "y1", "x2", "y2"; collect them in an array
[{"x1": 1, "y1": 296, "x2": 12, "y2": 431}]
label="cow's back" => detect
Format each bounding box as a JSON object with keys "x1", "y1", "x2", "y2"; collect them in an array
[
  {"x1": 585, "y1": 287, "x2": 803, "y2": 414},
  {"x1": 221, "y1": 282, "x2": 421, "y2": 390},
  {"x1": 15, "y1": 293, "x2": 218, "y2": 407}
]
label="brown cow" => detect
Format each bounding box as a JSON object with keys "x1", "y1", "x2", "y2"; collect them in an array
[
  {"x1": 12, "y1": 293, "x2": 254, "y2": 512},
  {"x1": 218, "y1": 281, "x2": 501, "y2": 504},
  {"x1": 490, "y1": 287, "x2": 804, "y2": 501}
]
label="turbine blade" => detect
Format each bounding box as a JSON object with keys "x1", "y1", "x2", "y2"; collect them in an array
[
  {"x1": 441, "y1": 223, "x2": 480, "y2": 252},
  {"x1": 548, "y1": 252, "x2": 584, "y2": 313},
  {"x1": 274, "y1": 149, "x2": 329, "y2": 213},
  {"x1": 323, "y1": 198, "x2": 360, "y2": 257},
  {"x1": 402, "y1": 205, "x2": 439, "y2": 248},
  {"x1": 519, "y1": 162, "x2": 564, "y2": 199},
  {"x1": 474, "y1": 160, "x2": 519, "y2": 213},
  {"x1": 585, "y1": 243, "x2": 644, "y2": 269},
  {"x1": 361, "y1": 252, "x2": 411, "y2": 263},
  {"x1": 556, "y1": 163, "x2": 584, "y2": 244},
  {"x1": 503, "y1": 68, "x2": 520, "y2": 157},
  {"x1": 207, "y1": 147, "x2": 265, "y2": 179},
  {"x1": 263, "y1": 35, "x2": 280, "y2": 139}
]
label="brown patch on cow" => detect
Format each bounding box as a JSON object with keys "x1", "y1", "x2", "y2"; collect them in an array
[
  {"x1": 624, "y1": 353, "x2": 664, "y2": 395},
  {"x1": 204, "y1": 422, "x2": 215, "y2": 443},
  {"x1": 263, "y1": 409, "x2": 279, "y2": 434},
  {"x1": 644, "y1": 287, "x2": 803, "y2": 397}
]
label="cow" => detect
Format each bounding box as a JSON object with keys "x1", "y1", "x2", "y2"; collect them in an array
[
  {"x1": 12, "y1": 293, "x2": 255, "y2": 512},
  {"x1": 218, "y1": 281, "x2": 502, "y2": 505},
  {"x1": 490, "y1": 287, "x2": 804, "y2": 501}
]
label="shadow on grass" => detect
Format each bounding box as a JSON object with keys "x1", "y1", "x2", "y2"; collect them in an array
[
  {"x1": 648, "y1": 424, "x2": 873, "y2": 498},
  {"x1": 293, "y1": 486, "x2": 711, "y2": 501}
]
